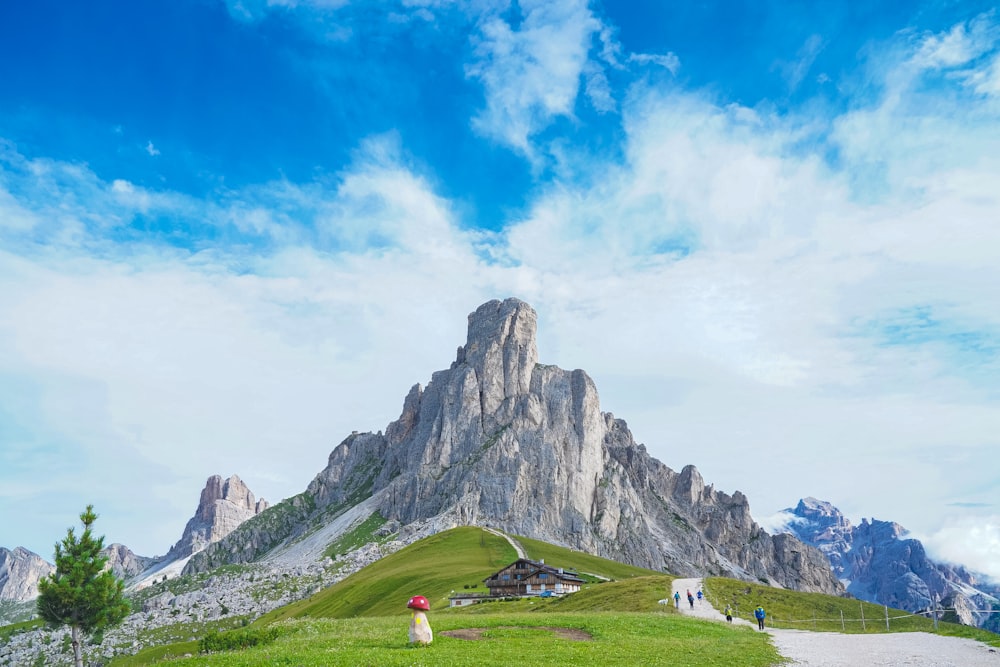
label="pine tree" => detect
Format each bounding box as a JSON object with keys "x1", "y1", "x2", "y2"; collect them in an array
[{"x1": 37, "y1": 505, "x2": 130, "y2": 667}]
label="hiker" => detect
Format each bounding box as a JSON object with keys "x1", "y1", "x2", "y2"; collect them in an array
[
  {"x1": 697, "y1": 590, "x2": 703, "y2": 602},
  {"x1": 724, "y1": 604, "x2": 733, "y2": 623},
  {"x1": 687, "y1": 590, "x2": 695, "y2": 609},
  {"x1": 754, "y1": 605, "x2": 766, "y2": 631},
  {"x1": 674, "y1": 591, "x2": 680, "y2": 608}
]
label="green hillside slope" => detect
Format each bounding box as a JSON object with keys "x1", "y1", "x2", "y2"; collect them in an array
[
  {"x1": 259, "y1": 526, "x2": 664, "y2": 623},
  {"x1": 259, "y1": 526, "x2": 515, "y2": 621}
]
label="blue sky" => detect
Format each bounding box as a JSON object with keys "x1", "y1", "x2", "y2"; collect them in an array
[{"x1": 2, "y1": 0, "x2": 999, "y2": 579}]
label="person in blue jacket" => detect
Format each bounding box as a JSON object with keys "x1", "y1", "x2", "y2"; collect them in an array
[{"x1": 754, "y1": 605, "x2": 766, "y2": 630}]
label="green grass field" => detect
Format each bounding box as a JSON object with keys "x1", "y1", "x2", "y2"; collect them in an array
[
  {"x1": 92, "y1": 527, "x2": 999, "y2": 665},
  {"x1": 705, "y1": 577, "x2": 1000, "y2": 647},
  {"x1": 116, "y1": 613, "x2": 780, "y2": 667}
]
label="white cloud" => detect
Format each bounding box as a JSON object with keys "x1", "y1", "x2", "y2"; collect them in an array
[
  {"x1": 965, "y1": 51, "x2": 1000, "y2": 96},
  {"x1": 628, "y1": 52, "x2": 681, "y2": 75},
  {"x1": 756, "y1": 509, "x2": 801, "y2": 535},
  {"x1": 2, "y1": 14, "x2": 999, "y2": 581},
  {"x1": 145, "y1": 140, "x2": 160, "y2": 157},
  {"x1": 910, "y1": 15, "x2": 998, "y2": 71},
  {"x1": 0, "y1": 137, "x2": 496, "y2": 556},
  {"x1": 223, "y1": 0, "x2": 349, "y2": 22},
  {"x1": 776, "y1": 34, "x2": 825, "y2": 91},
  {"x1": 583, "y1": 64, "x2": 615, "y2": 113},
  {"x1": 465, "y1": 0, "x2": 602, "y2": 156},
  {"x1": 923, "y1": 516, "x2": 1000, "y2": 581}
]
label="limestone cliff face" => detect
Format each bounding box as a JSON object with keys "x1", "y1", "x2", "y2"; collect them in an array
[
  {"x1": 303, "y1": 298, "x2": 843, "y2": 593},
  {"x1": 103, "y1": 543, "x2": 159, "y2": 580},
  {"x1": 0, "y1": 547, "x2": 53, "y2": 602},
  {"x1": 167, "y1": 475, "x2": 269, "y2": 560},
  {"x1": 783, "y1": 498, "x2": 1000, "y2": 629}
]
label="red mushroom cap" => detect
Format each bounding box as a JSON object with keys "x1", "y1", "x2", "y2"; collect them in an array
[{"x1": 407, "y1": 595, "x2": 430, "y2": 611}]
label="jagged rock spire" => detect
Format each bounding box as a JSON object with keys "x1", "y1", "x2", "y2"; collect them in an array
[
  {"x1": 167, "y1": 474, "x2": 268, "y2": 559},
  {"x1": 455, "y1": 298, "x2": 538, "y2": 414}
]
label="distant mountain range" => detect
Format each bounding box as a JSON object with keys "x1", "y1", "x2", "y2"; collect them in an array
[
  {"x1": 0, "y1": 473, "x2": 267, "y2": 610},
  {"x1": 2, "y1": 298, "x2": 997, "y2": 635},
  {"x1": 778, "y1": 497, "x2": 999, "y2": 631}
]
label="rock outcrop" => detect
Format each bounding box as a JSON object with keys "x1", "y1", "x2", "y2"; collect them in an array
[
  {"x1": 0, "y1": 547, "x2": 53, "y2": 602},
  {"x1": 202, "y1": 298, "x2": 842, "y2": 593},
  {"x1": 781, "y1": 497, "x2": 1000, "y2": 629},
  {"x1": 166, "y1": 474, "x2": 269, "y2": 560},
  {"x1": 103, "y1": 543, "x2": 159, "y2": 580}
]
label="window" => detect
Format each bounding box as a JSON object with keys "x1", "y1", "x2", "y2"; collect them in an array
[
  {"x1": 538, "y1": 573, "x2": 548, "y2": 579},
  {"x1": 502, "y1": 574, "x2": 509, "y2": 580}
]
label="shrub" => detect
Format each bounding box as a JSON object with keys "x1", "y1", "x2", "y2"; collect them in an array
[{"x1": 199, "y1": 626, "x2": 281, "y2": 653}]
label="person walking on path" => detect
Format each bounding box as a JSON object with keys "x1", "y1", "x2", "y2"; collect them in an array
[
  {"x1": 673, "y1": 591, "x2": 680, "y2": 609},
  {"x1": 754, "y1": 605, "x2": 766, "y2": 631},
  {"x1": 687, "y1": 590, "x2": 695, "y2": 609},
  {"x1": 697, "y1": 590, "x2": 703, "y2": 603},
  {"x1": 724, "y1": 604, "x2": 733, "y2": 623}
]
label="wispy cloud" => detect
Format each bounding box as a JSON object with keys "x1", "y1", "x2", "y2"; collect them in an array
[
  {"x1": 775, "y1": 34, "x2": 825, "y2": 92},
  {"x1": 1, "y1": 8, "x2": 999, "y2": 578},
  {"x1": 465, "y1": 0, "x2": 602, "y2": 157},
  {"x1": 627, "y1": 51, "x2": 680, "y2": 74}
]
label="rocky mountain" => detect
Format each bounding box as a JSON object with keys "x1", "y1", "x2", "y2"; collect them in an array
[
  {"x1": 104, "y1": 543, "x2": 160, "y2": 580},
  {"x1": 0, "y1": 547, "x2": 53, "y2": 603},
  {"x1": 165, "y1": 474, "x2": 269, "y2": 561},
  {"x1": 0, "y1": 473, "x2": 265, "y2": 614},
  {"x1": 780, "y1": 497, "x2": 1000, "y2": 630},
  {"x1": 189, "y1": 298, "x2": 842, "y2": 595}
]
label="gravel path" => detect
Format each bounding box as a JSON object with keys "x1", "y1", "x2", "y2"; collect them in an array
[{"x1": 671, "y1": 578, "x2": 1000, "y2": 666}]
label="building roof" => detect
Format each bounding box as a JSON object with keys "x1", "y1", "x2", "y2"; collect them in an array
[{"x1": 484, "y1": 558, "x2": 587, "y2": 584}]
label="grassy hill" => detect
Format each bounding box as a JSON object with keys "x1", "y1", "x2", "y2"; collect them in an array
[
  {"x1": 259, "y1": 526, "x2": 515, "y2": 621},
  {"x1": 104, "y1": 528, "x2": 1000, "y2": 665},
  {"x1": 259, "y1": 526, "x2": 660, "y2": 623}
]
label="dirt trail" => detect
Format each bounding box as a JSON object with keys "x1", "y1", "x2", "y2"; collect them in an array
[
  {"x1": 672, "y1": 578, "x2": 1000, "y2": 666},
  {"x1": 483, "y1": 527, "x2": 526, "y2": 558}
]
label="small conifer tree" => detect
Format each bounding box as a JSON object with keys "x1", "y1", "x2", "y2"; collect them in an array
[{"x1": 37, "y1": 505, "x2": 130, "y2": 667}]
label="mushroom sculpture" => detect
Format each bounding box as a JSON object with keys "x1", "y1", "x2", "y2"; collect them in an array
[{"x1": 407, "y1": 595, "x2": 433, "y2": 645}]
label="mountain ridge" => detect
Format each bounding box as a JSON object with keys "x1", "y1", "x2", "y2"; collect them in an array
[
  {"x1": 780, "y1": 496, "x2": 1000, "y2": 631},
  {"x1": 189, "y1": 298, "x2": 842, "y2": 594}
]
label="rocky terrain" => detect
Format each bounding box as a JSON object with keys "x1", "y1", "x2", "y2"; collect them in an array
[
  {"x1": 780, "y1": 497, "x2": 1000, "y2": 631},
  {"x1": 0, "y1": 514, "x2": 460, "y2": 666},
  {"x1": 104, "y1": 543, "x2": 160, "y2": 581},
  {"x1": 0, "y1": 474, "x2": 275, "y2": 638},
  {"x1": 192, "y1": 298, "x2": 842, "y2": 594},
  {"x1": 0, "y1": 548, "x2": 53, "y2": 604}
]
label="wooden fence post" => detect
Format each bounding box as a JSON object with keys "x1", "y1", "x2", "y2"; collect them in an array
[
  {"x1": 884, "y1": 605, "x2": 889, "y2": 631},
  {"x1": 860, "y1": 602, "x2": 866, "y2": 631},
  {"x1": 840, "y1": 610, "x2": 845, "y2": 631}
]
